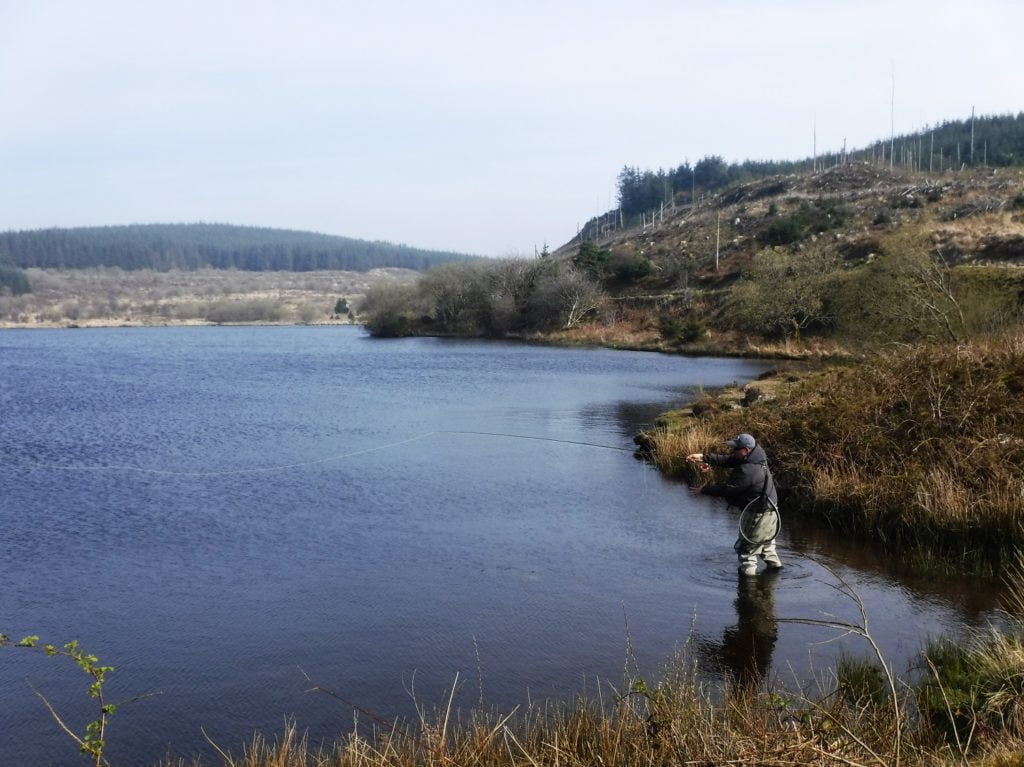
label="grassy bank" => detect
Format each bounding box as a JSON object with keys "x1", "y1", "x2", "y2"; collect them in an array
[{"x1": 639, "y1": 327, "x2": 1024, "y2": 569}]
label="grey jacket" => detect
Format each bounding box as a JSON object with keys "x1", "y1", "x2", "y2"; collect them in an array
[{"x1": 700, "y1": 444, "x2": 777, "y2": 509}]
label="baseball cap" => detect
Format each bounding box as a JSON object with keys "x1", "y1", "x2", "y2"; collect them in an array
[{"x1": 726, "y1": 433, "x2": 756, "y2": 450}]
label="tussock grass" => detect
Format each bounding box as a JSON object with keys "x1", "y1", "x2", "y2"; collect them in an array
[
  {"x1": 643, "y1": 327, "x2": 1024, "y2": 565},
  {"x1": 164, "y1": 645, "x2": 1024, "y2": 767}
]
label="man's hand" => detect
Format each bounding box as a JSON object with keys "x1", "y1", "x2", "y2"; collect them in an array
[
  {"x1": 687, "y1": 485, "x2": 703, "y2": 496},
  {"x1": 686, "y1": 453, "x2": 704, "y2": 462}
]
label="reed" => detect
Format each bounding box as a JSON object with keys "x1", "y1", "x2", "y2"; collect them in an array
[{"x1": 162, "y1": 642, "x2": 1024, "y2": 767}]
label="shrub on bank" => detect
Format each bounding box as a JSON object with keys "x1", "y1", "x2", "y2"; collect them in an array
[
  {"x1": 204, "y1": 298, "x2": 287, "y2": 324},
  {"x1": 0, "y1": 263, "x2": 31, "y2": 295},
  {"x1": 361, "y1": 258, "x2": 605, "y2": 338}
]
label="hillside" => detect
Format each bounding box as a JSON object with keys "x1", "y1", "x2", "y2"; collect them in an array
[
  {"x1": 0, "y1": 223, "x2": 476, "y2": 273},
  {"x1": 357, "y1": 160, "x2": 1024, "y2": 351},
  {"x1": 0, "y1": 266, "x2": 421, "y2": 328},
  {"x1": 543, "y1": 162, "x2": 1024, "y2": 353}
]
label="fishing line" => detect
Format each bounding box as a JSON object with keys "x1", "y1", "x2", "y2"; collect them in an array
[
  {"x1": 10, "y1": 430, "x2": 635, "y2": 477},
  {"x1": 437, "y1": 430, "x2": 633, "y2": 453},
  {"x1": 16, "y1": 433, "x2": 437, "y2": 478}
]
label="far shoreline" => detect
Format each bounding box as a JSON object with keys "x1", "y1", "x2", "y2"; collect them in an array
[{"x1": 0, "y1": 318, "x2": 852, "y2": 364}]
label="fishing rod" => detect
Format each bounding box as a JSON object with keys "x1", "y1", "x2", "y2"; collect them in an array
[{"x1": 10, "y1": 430, "x2": 635, "y2": 477}]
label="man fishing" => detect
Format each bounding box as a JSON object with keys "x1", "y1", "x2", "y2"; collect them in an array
[{"x1": 687, "y1": 433, "x2": 783, "y2": 576}]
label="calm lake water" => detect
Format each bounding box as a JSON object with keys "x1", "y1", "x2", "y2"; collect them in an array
[{"x1": 0, "y1": 326, "x2": 1006, "y2": 764}]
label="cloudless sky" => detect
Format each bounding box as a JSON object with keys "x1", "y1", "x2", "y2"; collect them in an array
[{"x1": 1, "y1": 0, "x2": 1021, "y2": 256}]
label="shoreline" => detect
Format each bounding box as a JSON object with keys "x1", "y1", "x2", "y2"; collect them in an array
[
  {"x1": 0, "y1": 318, "x2": 858, "y2": 362},
  {"x1": 0, "y1": 318, "x2": 358, "y2": 331}
]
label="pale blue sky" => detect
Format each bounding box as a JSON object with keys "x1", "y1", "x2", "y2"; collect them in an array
[{"x1": 1, "y1": 0, "x2": 1021, "y2": 256}]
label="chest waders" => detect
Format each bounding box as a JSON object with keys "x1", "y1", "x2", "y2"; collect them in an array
[{"x1": 735, "y1": 467, "x2": 783, "y2": 575}]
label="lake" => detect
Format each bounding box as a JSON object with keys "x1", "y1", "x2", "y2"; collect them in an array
[{"x1": 0, "y1": 326, "x2": 1004, "y2": 765}]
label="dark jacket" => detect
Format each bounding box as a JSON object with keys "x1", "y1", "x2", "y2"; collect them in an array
[{"x1": 701, "y1": 444, "x2": 777, "y2": 509}]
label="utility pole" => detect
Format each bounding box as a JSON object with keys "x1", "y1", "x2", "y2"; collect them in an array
[
  {"x1": 889, "y1": 65, "x2": 895, "y2": 170},
  {"x1": 970, "y1": 106, "x2": 976, "y2": 165},
  {"x1": 715, "y1": 212, "x2": 721, "y2": 273},
  {"x1": 930, "y1": 131, "x2": 934, "y2": 173},
  {"x1": 813, "y1": 116, "x2": 817, "y2": 172}
]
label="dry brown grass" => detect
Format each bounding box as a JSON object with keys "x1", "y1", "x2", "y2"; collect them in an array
[
  {"x1": 541, "y1": 306, "x2": 662, "y2": 349},
  {"x1": 643, "y1": 327, "x2": 1024, "y2": 564},
  {"x1": 927, "y1": 211, "x2": 1024, "y2": 256},
  {"x1": 159, "y1": 659, "x2": 1024, "y2": 767}
]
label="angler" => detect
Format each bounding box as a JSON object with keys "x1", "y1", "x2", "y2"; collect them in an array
[{"x1": 686, "y1": 433, "x2": 783, "y2": 577}]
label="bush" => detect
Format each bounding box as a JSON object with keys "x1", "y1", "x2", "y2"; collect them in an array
[
  {"x1": 728, "y1": 246, "x2": 839, "y2": 339},
  {"x1": 204, "y1": 298, "x2": 287, "y2": 323},
  {"x1": 760, "y1": 216, "x2": 805, "y2": 246},
  {"x1": 526, "y1": 266, "x2": 603, "y2": 329},
  {"x1": 615, "y1": 256, "x2": 653, "y2": 282},
  {"x1": 659, "y1": 313, "x2": 706, "y2": 344},
  {"x1": 0, "y1": 263, "x2": 31, "y2": 295},
  {"x1": 297, "y1": 303, "x2": 321, "y2": 324},
  {"x1": 920, "y1": 600, "x2": 1024, "y2": 746},
  {"x1": 360, "y1": 283, "x2": 423, "y2": 337},
  {"x1": 830, "y1": 233, "x2": 968, "y2": 344},
  {"x1": 573, "y1": 241, "x2": 614, "y2": 281}
]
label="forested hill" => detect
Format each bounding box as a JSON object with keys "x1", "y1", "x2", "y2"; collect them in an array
[{"x1": 0, "y1": 223, "x2": 477, "y2": 272}]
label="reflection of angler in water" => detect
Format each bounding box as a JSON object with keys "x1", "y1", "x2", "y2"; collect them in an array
[{"x1": 701, "y1": 570, "x2": 780, "y2": 687}]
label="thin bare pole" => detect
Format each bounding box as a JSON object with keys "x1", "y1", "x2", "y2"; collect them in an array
[
  {"x1": 889, "y1": 64, "x2": 895, "y2": 170},
  {"x1": 715, "y1": 212, "x2": 721, "y2": 273},
  {"x1": 970, "y1": 106, "x2": 976, "y2": 165}
]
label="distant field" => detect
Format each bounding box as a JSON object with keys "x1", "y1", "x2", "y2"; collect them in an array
[{"x1": 0, "y1": 267, "x2": 420, "y2": 327}]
